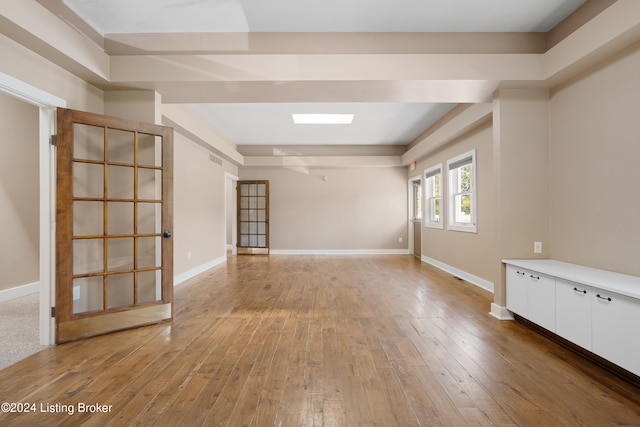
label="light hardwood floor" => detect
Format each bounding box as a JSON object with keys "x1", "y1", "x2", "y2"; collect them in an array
[{"x1": 0, "y1": 255, "x2": 639, "y2": 426}]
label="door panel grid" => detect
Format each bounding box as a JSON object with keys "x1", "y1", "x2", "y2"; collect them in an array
[
  {"x1": 56, "y1": 108, "x2": 173, "y2": 343},
  {"x1": 237, "y1": 181, "x2": 269, "y2": 255}
]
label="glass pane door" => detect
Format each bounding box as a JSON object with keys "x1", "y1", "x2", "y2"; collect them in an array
[
  {"x1": 237, "y1": 181, "x2": 269, "y2": 255},
  {"x1": 56, "y1": 108, "x2": 173, "y2": 343}
]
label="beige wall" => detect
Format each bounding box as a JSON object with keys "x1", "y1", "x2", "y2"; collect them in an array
[
  {"x1": 174, "y1": 132, "x2": 237, "y2": 275},
  {"x1": 412, "y1": 121, "x2": 497, "y2": 287},
  {"x1": 549, "y1": 41, "x2": 640, "y2": 276},
  {"x1": 0, "y1": 92, "x2": 39, "y2": 291},
  {"x1": 0, "y1": 34, "x2": 103, "y2": 113},
  {"x1": 239, "y1": 166, "x2": 408, "y2": 251}
]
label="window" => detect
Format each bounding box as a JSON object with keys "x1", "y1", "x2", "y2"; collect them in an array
[
  {"x1": 447, "y1": 149, "x2": 476, "y2": 233},
  {"x1": 424, "y1": 164, "x2": 443, "y2": 229},
  {"x1": 410, "y1": 179, "x2": 422, "y2": 220}
]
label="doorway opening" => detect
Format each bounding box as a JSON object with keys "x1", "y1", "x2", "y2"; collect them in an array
[
  {"x1": 0, "y1": 72, "x2": 66, "y2": 348},
  {"x1": 408, "y1": 177, "x2": 422, "y2": 258}
]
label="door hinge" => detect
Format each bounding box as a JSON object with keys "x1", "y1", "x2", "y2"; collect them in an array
[
  {"x1": 51, "y1": 307, "x2": 56, "y2": 318},
  {"x1": 50, "y1": 135, "x2": 57, "y2": 146}
]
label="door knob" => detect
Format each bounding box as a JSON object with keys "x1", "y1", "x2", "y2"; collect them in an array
[{"x1": 163, "y1": 231, "x2": 172, "y2": 238}]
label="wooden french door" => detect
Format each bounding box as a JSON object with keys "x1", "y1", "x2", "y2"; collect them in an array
[
  {"x1": 237, "y1": 180, "x2": 269, "y2": 255},
  {"x1": 55, "y1": 108, "x2": 173, "y2": 343}
]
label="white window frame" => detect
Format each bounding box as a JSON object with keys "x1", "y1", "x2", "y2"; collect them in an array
[
  {"x1": 409, "y1": 177, "x2": 422, "y2": 221},
  {"x1": 447, "y1": 149, "x2": 477, "y2": 233},
  {"x1": 423, "y1": 164, "x2": 443, "y2": 229}
]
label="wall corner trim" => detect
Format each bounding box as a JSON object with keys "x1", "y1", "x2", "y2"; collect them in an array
[
  {"x1": 174, "y1": 256, "x2": 227, "y2": 286},
  {"x1": 489, "y1": 303, "x2": 514, "y2": 320},
  {"x1": 421, "y1": 255, "x2": 494, "y2": 293},
  {"x1": 0, "y1": 282, "x2": 40, "y2": 303}
]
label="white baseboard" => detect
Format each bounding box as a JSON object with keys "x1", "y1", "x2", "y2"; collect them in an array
[
  {"x1": 0, "y1": 282, "x2": 39, "y2": 303},
  {"x1": 421, "y1": 255, "x2": 494, "y2": 293},
  {"x1": 174, "y1": 256, "x2": 227, "y2": 286},
  {"x1": 489, "y1": 303, "x2": 514, "y2": 320},
  {"x1": 270, "y1": 249, "x2": 410, "y2": 255}
]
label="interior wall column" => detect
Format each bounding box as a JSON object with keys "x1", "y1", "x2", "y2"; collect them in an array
[{"x1": 491, "y1": 88, "x2": 550, "y2": 314}]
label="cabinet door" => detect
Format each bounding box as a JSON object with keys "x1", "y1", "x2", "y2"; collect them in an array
[
  {"x1": 592, "y1": 291, "x2": 640, "y2": 376},
  {"x1": 527, "y1": 271, "x2": 556, "y2": 331},
  {"x1": 555, "y1": 279, "x2": 592, "y2": 350},
  {"x1": 506, "y1": 265, "x2": 528, "y2": 316}
]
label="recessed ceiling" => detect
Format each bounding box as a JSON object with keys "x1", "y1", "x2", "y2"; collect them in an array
[
  {"x1": 192, "y1": 103, "x2": 457, "y2": 145},
  {"x1": 63, "y1": 0, "x2": 587, "y2": 34},
  {"x1": 59, "y1": 0, "x2": 587, "y2": 148}
]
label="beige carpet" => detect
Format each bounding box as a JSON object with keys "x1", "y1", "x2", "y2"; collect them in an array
[{"x1": 0, "y1": 293, "x2": 49, "y2": 370}]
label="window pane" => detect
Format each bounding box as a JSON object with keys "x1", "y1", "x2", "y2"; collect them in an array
[
  {"x1": 434, "y1": 175, "x2": 441, "y2": 197},
  {"x1": 74, "y1": 124, "x2": 104, "y2": 161},
  {"x1": 107, "y1": 273, "x2": 134, "y2": 309},
  {"x1": 73, "y1": 238, "x2": 103, "y2": 275},
  {"x1": 138, "y1": 134, "x2": 162, "y2": 167},
  {"x1": 108, "y1": 129, "x2": 134, "y2": 164},
  {"x1": 431, "y1": 198, "x2": 441, "y2": 222},
  {"x1": 73, "y1": 162, "x2": 103, "y2": 198},
  {"x1": 107, "y1": 202, "x2": 134, "y2": 235},
  {"x1": 455, "y1": 194, "x2": 472, "y2": 224},
  {"x1": 138, "y1": 168, "x2": 161, "y2": 200},
  {"x1": 138, "y1": 202, "x2": 161, "y2": 234},
  {"x1": 138, "y1": 236, "x2": 161, "y2": 269},
  {"x1": 74, "y1": 201, "x2": 103, "y2": 236},
  {"x1": 107, "y1": 237, "x2": 134, "y2": 272},
  {"x1": 73, "y1": 276, "x2": 104, "y2": 314},
  {"x1": 137, "y1": 270, "x2": 161, "y2": 304},
  {"x1": 108, "y1": 165, "x2": 134, "y2": 199},
  {"x1": 459, "y1": 165, "x2": 472, "y2": 192}
]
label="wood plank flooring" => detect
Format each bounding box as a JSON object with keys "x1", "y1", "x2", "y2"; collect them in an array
[{"x1": 0, "y1": 255, "x2": 639, "y2": 426}]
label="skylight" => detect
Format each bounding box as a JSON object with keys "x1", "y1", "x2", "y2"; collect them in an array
[{"x1": 292, "y1": 114, "x2": 354, "y2": 124}]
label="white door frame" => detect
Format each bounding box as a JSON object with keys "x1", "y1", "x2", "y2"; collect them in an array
[
  {"x1": 225, "y1": 172, "x2": 239, "y2": 255},
  {"x1": 407, "y1": 176, "x2": 422, "y2": 257},
  {"x1": 0, "y1": 72, "x2": 66, "y2": 345}
]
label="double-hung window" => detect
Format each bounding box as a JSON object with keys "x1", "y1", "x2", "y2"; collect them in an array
[
  {"x1": 447, "y1": 149, "x2": 476, "y2": 233},
  {"x1": 410, "y1": 179, "x2": 422, "y2": 221},
  {"x1": 424, "y1": 164, "x2": 443, "y2": 229}
]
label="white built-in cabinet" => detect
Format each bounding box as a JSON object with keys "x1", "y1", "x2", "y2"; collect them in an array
[{"x1": 504, "y1": 259, "x2": 640, "y2": 377}]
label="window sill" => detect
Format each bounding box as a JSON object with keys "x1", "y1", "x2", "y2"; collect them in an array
[
  {"x1": 424, "y1": 222, "x2": 443, "y2": 230},
  {"x1": 448, "y1": 223, "x2": 477, "y2": 233}
]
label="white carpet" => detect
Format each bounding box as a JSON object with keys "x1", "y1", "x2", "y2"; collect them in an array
[{"x1": 0, "y1": 293, "x2": 49, "y2": 370}]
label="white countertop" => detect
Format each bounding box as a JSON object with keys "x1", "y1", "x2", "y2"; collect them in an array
[{"x1": 502, "y1": 259, "x2": 640, "y2": 300}]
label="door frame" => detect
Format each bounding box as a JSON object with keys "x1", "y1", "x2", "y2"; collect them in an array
[
  {"x1": 236, "y1": 180, "x2": 270, "y2": 255},
  {"x1": 225, "y1": 172, "x2": 238, "y2": 255},
  {"x1": 0, "y1": 72, "x2": 66, "y2": 346},
  {"x1": 407, "y1": 176, "x2": 422, "y2": 258}
]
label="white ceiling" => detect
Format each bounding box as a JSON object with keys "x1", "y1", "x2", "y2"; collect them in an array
[
  {"x1": 61, "y1": 0, "x2": 587, "y2": 147},
  {"x1": 192, "y1": 102, "x2": 457, "y2": 145},
  {"x1": 63, "y1": 0, "x2": 587, "y2": 34}
]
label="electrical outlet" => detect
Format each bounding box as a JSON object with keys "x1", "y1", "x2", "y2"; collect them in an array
[
  {"x1": 73, "y1": 286, "x2": 80, "y2": 301},
  {"x1": 187, "y1": 251, "x2": 192, "y2": 260},
  {"x1": 399, "y1": 237, "x2": 403, "y2": 243},
  {"x1": 534, "y1": 241, "x2": 542, "y2": 254}
]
